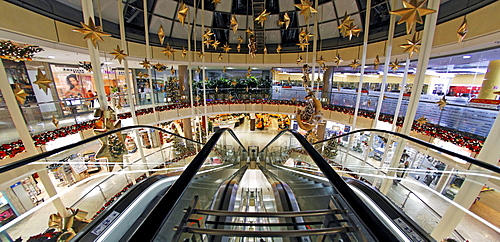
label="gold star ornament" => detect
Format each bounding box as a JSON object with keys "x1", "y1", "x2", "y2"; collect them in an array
[
  {"x1": 196, "y1": 67, "x2": 201, "y2": 73},
  {"x1": 138, "y1": 71, "x2": 149, "y2": 79},
  {"x1": 277, "y1": 12, "x2": 291, "y2": 29},
  {"x1": 374, "y1": 55, "x2": 380, "y2": 69},
  {"x1": 389, "y1": 59, "x2": 402, "y2": 72},
  {"x1": 223, "y1": 66, "x2": 227, "y2": 72},
  {"x1": 110, "y1": 45, "x2": 128, "y2": 64},
  {"x1": 457, "y1": 16, "x2": 468, "y2": 43},
  {"x1": 333, "y1": 53, "x2": 343, "y2": 67},
  {"x1": 342, "y1": 22, "x2": 362, "y2": 40},
  {"x1": 52, "y1": 115, "x2": 59, "y2": 128},
  {"x1": 296, "y1": 56, "x2": 303, "y2": 65},
  {"x1": 245, "y1": 28, "x2": 254, "y2": 35},
  {"x1": 237, "y1": 43, "x2": 241, "y2": 52},
  {"x1": 140, "y1": 58, "x2": 151, "y2": 69},
  {"x1": 34, "y1": 68, "x2": 52, "y2": 94},
  {"x1": 294, "y1": 0, "x2": 318, "y2": 22},
  {"x1": 170, "y1": 66, "x2": 176, "y2": 75},
  {"x1": 436, "y1": 96, "x2": 448, "y2": 110},
  {"x1": 178, "y1": 3, "x2": 189, "y2": 26},
  {"x1": 255, "y1": 9, "x2": 270, "y2": 27},
  {"x1": 212, "y1": 0, "x2": 221, "y2": 7},
  {"x1": 218, "y1": 53, "x2": 223, "y2": 60},
  {"x1": 158, "y1": 25, "x2": 165, "y2": 45},
  {"x1": 416, "y1": 116, "x2": 428, "y2": 125},
  {"x1": 390, "y1": 0, "x2": 437, "y2": 35},
  {"x1": 264, "y1": 46, "x2": 268, "y2": 55},
  {"x1": 399, "y1": 33, "x2": 421, "y2": 58},
  {"x1": 230, "y1": 16, "x2": 238, "y2": 34},
  {"x1": 276, "y1": 45, "x2": 282, "y2": 54},
  {"x1": 182, "y1": 47, "x2": 187, "y2": 58},
  {"x1": 198, "y1": 51, "x2": 205, "y2": 58},
  {"x1": 212, "y1": 39, "x2": 221, "y2": 50},
  {"x1": 13, "y1": 85, "x2": 28, "y2": 104},
  {"x1": 338, "y1": 12, "x2": 355, "y2": 34},
  {"x1": 162, "y1": 44, "x2": 176, "y2": 58},
  {"x1": 297, "y1": 41, "x2": 310, "y2": 51},
  {"x1": 316, "y1": 56, "x2": 327, "y2": 66},
  {"x1": 222, "y1": 43, "x2": 231, "y2": 53},
  {"x1": 154, "y1": 63, "x2": 166, "y2": 72},
  {"x1": 72, "y1": 17, "x2": 111, "y2": 48},
  {"x1": 349, "y1": 59, "x2": 361, "y2": 69}
]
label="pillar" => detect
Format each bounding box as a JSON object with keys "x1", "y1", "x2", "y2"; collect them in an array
[
  {"x1": 182, "y1": 118, "x2": 193, "y2": 139},
  {"x1": 477, "y1": 60, "x2": 500, "y2": 99},
  {"x1": 316, "y1": 122, "x2": 326, "y2": 141},
  {"x1": 321, "y1": 66, "x2": 334, "y2": 102},
  {"x1": 434, "y1": 165, "x2": 453, "y2": 193},
  {"x1": 178, "y1": 65, "x2": 189, "y2": 100},
  {"x1": 250, "y1": 119, "x2": 256, "y2": 131}
]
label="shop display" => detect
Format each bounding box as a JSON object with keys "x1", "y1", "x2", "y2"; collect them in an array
[
  {"x1": 83, "y1": 152, "x2": 101, "y2": 174},
  {"x1": 0, "y1": 203, "x2": 17, "y2": 226},
  {"x1": 140, "y1": 130, "x2": 152, "y2": 149},
  {"x1": 124, "y1": 136, "x2": 137, "y2": 153},
  {"x1": 21, "y1": 177, "x2": 43, "y2": 205}
]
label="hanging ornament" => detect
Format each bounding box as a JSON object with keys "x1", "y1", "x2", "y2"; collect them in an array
[
  {"x1": 291, "y1": 98, "x2": 296, "y2": 102},
  {"x1": 203, "y1": 39, "x2": 214, "y2": 48},
  {"x1": 158, "y1": 25, "x2": 165, "y2": 45},
  {"x1": 110, "y1": 45, "x2": 128, "y2": 64},
  {"x1": 367, "y1": 100, "x2": 372, "y2": 106},
  {"x1": 343, "y1": 22, "x2": 362, "y2": 40},
  {"x1": 248, "y1": 35, "x2": 257, "y2": 58},
  {"x1": 277, "y1": 12, "x2": 291, "y2": 29},
  {"x1": 349, "y1": 59, "x2": 361, "y2": 69},
  {"x1": 154, "y1": 63, "x2": 166, "y2": 72},
  {"x1": 231, "y1": 80, "x2": 237, "y2": 86},
  {"x1": 237, "y1": 43, "x2": 241, "y2": 52},
  {"x1": 263, "y1": 46, "x2": 268, "y2": 55},
  {"x1": 390, "y1": 0, "x2": 437, "y2": 35},
  {"x1": 247, "y1": 67, "x2": 252, "y2": 73},
  {"x1": 218, "y1": 53, "x2": 223, "y2": 60},
  {"x1": 222, "y1": 43, "x2": 231, "y2": 53},
  {"x1": 34, "y1": 68, "x2": 53, "y2": 94},
  {"x1": 138, "y1": 71, "x2": 149, "y2": 79},
  {"x1": 73, "y1": 17, "x2": 111, "y2": 48},
  {"x1": 389, "y1": 59, "x2": 402, "y2": 72},
  {"x1": 245, "y1": 73, "x2": 251, "y2": 78},
  {"x1": 198, "y1": 51, "x2": 205, "y2": 58},
  {"x1": 139, "y1": 58, "x2": 151, "y2": 69},
  {"x1": 457, "y1": 16, "x2": 468, "y2": 43},
  {"x1": 299, "y1": 28, "x2": 314, "y2": 43},
  {"x1": 416, "y1": 116, "x2": 428, "y2": 125},
  {"x1": 203, "y1": 28, "x2": 214, "y2": 40},
  {"x1": 228, "y1": 95, "x2": 233, "y2": 100},
  {"x1": 297, "y1": 41, "x2": 310, "y2": 51},
  {"x1": 399, "y1": 33, "x2": 421, "y2": 58},
  {"x1": 316, "y1": 56, "x2": 327, "y2": 66},
  {"x1": 230, "y1": 15, "x2": 239, "y2": 34},
  {"x1": 13, "y1": 85, "x2": 28, "y2": 104},
  {"x1": 276, "y1": 45, "x2": 282, "y2": 54},
  {"x1": 170, "y1": 66, "x2": 176, "y2": 75},
  {"x1": 238, "y1": 36, "x2": 244, "y2": 43},
  {"x1": 333, "y1": 52, "x2": 343, "y2": 67},
  {"x1": 182, "y1": 47, "x2": 187, "y2": 58},
  {"x1": 436, "y1": 96, "x2": 448, "y2": 110},
  {"x1": 270, "y1": 68, "x2": 276, "y2": 74},
  {"x1": 212, "y1": 0, "x2": 221, "y2": 7},
  {"x1": 338, "y1": 11, "x2": 355, "y2": 36},
  {"x1": 223, "y1": 66, "x2": 227, "y2": 72},
  {"x1": 215, "y1": 86, "x2": 219, "y2": 92},
  {"x1": 196, "y1": 67, "x2": 202, "y2": 73},
  {"x1": 246, "y1": 86, "x2": 249, "y2": 92},
  {"x1": 162, "y1": 44, "x2": 176, "y2": 58},
  {"x1": 245, "y1": 28, "x2": 254, "y2": 35},
  {"x1": 373, "y1": 55, "x2": 380, "y2": 69},
  {"x1": 296, "y1": 56, "x2": 303, "y2": 65},
  {"x1": 255, "y1": 9, "x2": 270, "y2": 27},
  {"x1": 52, "y1": 115, "x2": 59, "y2": 128},
  {"x1": 177, "y1": 3, "x2": 189, "y2": 26},
  {"x1": 294, "y1": 0, "x2": 318, "y2": 22},
  {"x1": 212, "y1": 39, "x2": 221, "y2": 50}
]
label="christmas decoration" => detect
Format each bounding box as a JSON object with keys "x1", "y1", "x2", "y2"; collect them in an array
[
  {"x1": 34, "y1": 68, "x2": 53, "y2": 94},
  {"x1": 296, "y1": 90, "x2": 323, "y2": 131},
  {"x1": 13, "y1": 85, "x2": 28, "y2": 104},
  {"x1": 255, "y1": 9, "x2": 270, "y2": 27},
  {"x1": 248, "y1": 35, "x2": 257, "y2": 58},
  {"x1": 0, "y1": 40, "x2": 43, "y2": 62},
  {"x1": 139, "y1": 58, "x2": 151, "y2": 69},
  {"x1": 222, "y1": 43, "x2": 231, "y2": 53},
  {"x1": 264, "y1": 46, "x2": 268, "y2": 54},
  {"x1": 276, "y1": 45, "x2": 282, "y2": 54},
  {"x1": 78, "y1": 61, "x2": 93, "y2": 72},
  {"x1": 52, "y1": 115, "x2": 59, "y2": 128},
  {"x1": 389, "y1": 59, "x2": 402, "y2": 72},
  {"x1": 158, "y1": 25, "x2": 165, "y2": 45},
  {"x1": 170, "y1": 66, "x2": 176, "y2": 75},
  {"x1": 223, "y1": 66, "x2": 227, "y2": 72},
  {"x1": 295, "y1": 0, "x2": 317, "y2": 22},
  {"x1": 457, "y1": 16, "x2": 468, "y2": 43},
  {"x1": 218, "y1": 53, "x2": 223, "y2": 60},
  {"x1": 296, "y1": 56, "x2": 303, "y2": 65},
  {"x1": 416, "y1": 116, "x2": 428, "y2": 125},
  {"x1": 238, "y1": 36, "x2": 244, "y2": 43},
  {"x1": 72, "y1": 17, "x2": 111, "y2": 48},
  {"x1": 162, "y1": 44, "x2": 176, "y2": 58},
  {"x1": 399, "y1": 33, "x2": 421, "y2": 58},
  {"x1": 277, "y1": 12, "x2": 291, "y2": 29},
  {"x1": 342, "y1": 22, "x2": 362, "y2": 40},
  {"x1": 374, "y1": 55, "x2": 380, "y2": 69},
  {"x1": 182, "y1": 47, "x2": 187, "y2": 58},
  {"x1": 154, "y1": 63, "x2": 166, "y2": 72},
  {"x1": 390, "y1": 0, "x2": 436, "y2": 35},
  {"x1": 333, "y1": 52, "x2": 343, "y2": 67},
  {"x1": 138, "y1": 71, "x2": 149, "y2": 79},
  {"x1": 245, "y1": 28, "x2": 254, "y2": 35},
  {"x1": 196, "y1": 66, "x2": 201, "y2": 73},
  {"x1": 322, "y1": 138, "x2": 339, "y2": 159},
  {"x1": 436, "y1": 96, "x2": 448, "y2": 110},
  {"x1": 212, "y1": 39, "x2": 221, "y2": 50},
  {"x1": 212, "y1": 0, "x2": 221, "y2": 7},
  {"x1": 230, "y1": 15, "x2": 238, "y2": 33},
  {"x1": 237, "y1": 43, "x2": 241, "y2": 52},
  {"x1": 338, "y1": 11, "x2": 355, "y2": 35},
  {"x1": 110, "y1": 45, "x2": 128, "y2": 64},
  {"x1": 178, "y1": 3, "x2": 188, "y2": 26},
  {"x1": 316, "y1": 55, "x2": 327, "y2": 67},
  {"x1": 349, "y1": 59, "x2": 361, "y2": 69},
  {"x1": 198, "y1": 51, "x2": 205, "y2": 58},
  {"x1": 297, "y1": 41, "x2": 309, "y2": 51}
]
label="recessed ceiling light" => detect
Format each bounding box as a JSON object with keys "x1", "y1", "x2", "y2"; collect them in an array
[
  {"x1": 104, "y1": 61, "x2": 113, "y2": 64},
  {"x1": 463, "y1": 55, "x2": 472, "y2": 59},
  {"x1": 47, "y1": 55, "x2": 56, "y2": 59}
]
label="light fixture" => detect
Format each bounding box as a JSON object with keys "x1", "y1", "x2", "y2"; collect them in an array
[
  {"x1": 104, "y1": 61, "x2": 113, "y2": 64},
  {"x1": 463, "y1": 55, "x2": 472, "y2": 59},
  {"x1": 47, "y1": 55, "x2": 56, "y2": 59}
]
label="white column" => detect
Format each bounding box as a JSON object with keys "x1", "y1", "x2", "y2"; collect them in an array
[{"x1": 143, "y1": 0, "x2": 159, "y2": 124}]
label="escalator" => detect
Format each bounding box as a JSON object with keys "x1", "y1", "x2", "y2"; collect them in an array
[{"x1": 1, "y1": 126, "x2": 498, "y2": 241}]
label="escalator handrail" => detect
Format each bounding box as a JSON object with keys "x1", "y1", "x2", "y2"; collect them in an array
[
  {"x1": 261, "y1": 129, "x2": 402, "y2": 241},
  {"x1": 127, "y1": 128, "x2": 246, "y2": 241},
  {"x1": 313, "y1": 128, "x2": 500, "y2": 174},
  {"x1": 0, "y1": 125, "x2": 203, "y2": 174}
]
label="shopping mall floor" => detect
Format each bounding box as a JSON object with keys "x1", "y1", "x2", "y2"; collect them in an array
[{"x1": 4, "y1": 116, "x2": 500, "y2": 241}]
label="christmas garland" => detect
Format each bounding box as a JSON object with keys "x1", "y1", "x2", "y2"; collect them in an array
[{"x1": 0, "y1": 40, "x2": 43, "y2": 62}]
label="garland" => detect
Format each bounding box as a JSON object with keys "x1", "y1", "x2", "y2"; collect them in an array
[{"x1": 0, "y1": 40, "x2": 43, "y2": 62}]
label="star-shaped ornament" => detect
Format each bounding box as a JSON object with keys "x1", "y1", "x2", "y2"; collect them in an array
[
  {"x1": 158, "y1": 25, "x2": 165, "y2": 45},
  {"x1": 203, "y1": 39, "x2": 214, "y2": 47},
  {"x1": 178, "y1": 3, "x2": 189, "y2": 26},
  {"x1": 182, "y1": 47, "x2": 187, "y2": 58},
  {"x1": 255, "y1": 9, "x2": 270, "y2": 27},
  {"x1": 389, "y1": 59, "x2": 402, "y2": 72},
  {"x1": 218, "y1": 53, "x2": 223, "y2": 60},
  {"x1": 170, "y1": 66, "x2": 176, "y2": 75},
  {"x1": 238, "y1": 36, "x2": 244, "y2": 43},
  {"x1": 223, "y1": 66, "x2": 227, "y2": 72},
  {"x1": 276, "y1": 45, "x2": 282, "y2": 54},
  {"x1": 333, "y1": 53, "x2": 343, "y2": 67},
  {"x1": 202, "y1": 28, "x2": 214, "y2": 40},
  {"x1": 13, "y1": 85, "x2": 28, "y2": 104},
  {"x1": 52, "y1": 115, "x2": 59, "y2": 128},
  {"x1": 228, "y1": 95, "x2": 233, "y2": 100},
  {"x1": 338, "y1": 11, "x2": 355, "y2": 34},
  {"x1": 198, "y1": 51, "x2": 205, "y2": 58},
  {"x1": 294, "y1": 0, "x2": 318, "y2": 22},
  {"x1": 246, "y1": 86, "x2": 249, "y2": 92},
  {"x1": 196, "y1": 67, "x2": 201, "y2": 73},
  {"x1": 212, "y1": 39, "x2": 221, "y2": 50},
  {"x1": 212, "y1": 0, "x2": 221, "y2": 7},
  {"x1": 297, "y1": 41, "x2": 310, "y2": 51},
  {"x1": 222, "y1": 43, "x2": 231, "y2": 53},
  {"x1": 416, "y1": 116, "x2": 428, "y2": 125},
  {"x1": 230, "y1": 16, "x2": 239, "y2": 34},
  {"x1": 436, "y1": 96, "x2": 448, "y2": 110},
  {"x1": 237, "y1": 44, "x2": 241, "y2": 52},
  {"x1": 296, "y1": 56, "x2": 303, "y2": 65},
  {"x1": 247, "y1": 67, "x2": 252, "y2": 73},
  {"x1": 162, "y1": 44, "x2": 176, "y2": 58},
  {"x1": 457, "y1": 16, "x2": 468, "y2": 43},
  {"x1": 110, "y1": 45, "x2": 128, "y2": 64},
  {"x1": 343, "y1": 22, "x2": 362, "y2": 40},
  {"x1": 399, "y1": 33, "x2": 421, "y2": 58},
  {"x1": 245, "y1": 28, "x2": 254, "y2": 35},
  {"x1": 316, "y1": 56, "x2": 327, "y2": 66},
  {"x1": 140, "y1": 58, "x2": 151, "y2": 69},
  {"x1": 154, "y1": 63, "x2": 166, "y2": 72},
  {"x1": 34, "y1": 68, "x2": 52, "y2": 94},
  {"x1": 277, "y1": 12, "x2": 291, "y2": 29},
  {"x1": 72, "y1": 17, "x2": 111, "y2": 48},
  {"x1": 231, "y1": 80, "x2": 237, "y2": 86},
  {"x1": 374, "y1": 55, "x2": 380, "y2": 69},
  {"x1": 349, "y1": 59, "x2": 361, "y2": 69},
  {"x1": 263, "y1": 46, "x2": 268, "y2": 54},
  {"x1": 390, "y1": 0, "x2": 437, "y2": 35},
  {"x1": 138, "y1": 71, "x2": 149, "y2": 79},
  {"x1": 245, "y1": 73, "x2": 251, "y2": 78},
  {"x1": 291, "y1": 98, "x2": 296, "y2": 102},
  {"x1": 215, "y1": 86, "x2": 219, "y2": 92}
]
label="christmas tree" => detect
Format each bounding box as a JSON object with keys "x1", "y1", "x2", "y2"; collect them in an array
[
  {"x1": 323, "y1": 138, "x2": 339, "y2": 159},
  {"x1": 108, "y1": 134, "x2": 126, "y2": 158},
  {"x1": 165, "y1": 77, "x2": 181, "y2": 103}
]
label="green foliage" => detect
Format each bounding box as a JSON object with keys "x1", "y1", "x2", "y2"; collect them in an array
[
  {"x1": 324, "y1": 139, "x2": 339, "y2": 159},
  {"x1": 108, "y1": 134, "x2": 126, "y2": 158}
]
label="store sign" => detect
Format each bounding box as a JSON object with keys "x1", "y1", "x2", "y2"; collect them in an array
[{"x1": 467, "y1": 99, "x2": 500, "y2": 109}]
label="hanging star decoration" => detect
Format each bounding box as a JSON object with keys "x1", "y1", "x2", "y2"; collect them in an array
[
  {"x1": 247, "y1": 67, "x2": 252, "y2": 73},
  {"x1": 294, "y1": 0, "x2": 318, "y2": 22},
  {"x1": 222, "y1": 43, "x2": 231, "y2": 53},
  {"x1": 276, "y1": 45, "x2": 282, "y2": 54},
  {"x1": 237, "y1": 43, "x2": 241, "y2": 52},
  {"x1": 218, "y1": 53, "x2": 223, "y2": 60},
  {"x1": 203, "y1": 28, "x2": 214, "y2": 40},
  {"x1": 367, "y1": 100, "x2": 372, "y2": 106},
  {"x1": 178, "y1": 3, "x2": 189, "y2": 26},
  {"x1": 343, "y1": 22, "x2": 362, "y2": 40},
  {"x1": 291, "y1": 98, "x2": 296, "y2": 102},
  {"x1": 13, "y1": 85, "x2": 28, "y2": 104},
  {"x1": 198, "y1": 51, "x2": 205, "y2": 58},
  {"x1": 110, "y1": 45, "x2": 128, "y2": 64},
  {"x1": 230, "y1": 15, "x2": 239, "y2": 34},
  {"x1": 416, "y1": 116, "x2": 428, "y2": 125},
  {"x1": 338, "y1": 11, "x2": 355, "y2": 36},
  {"x1": 246, "y1": 86, "x2": 249, "y2": 92},
  {"x1": 349, "y1": 59, "x2": 361, "y2": 69},
  {"x1": 162, "y1": 44, "x2": 176, "y2": 58},
  {"x1": 399, "y1": 33, "x2": 421, "y2": 58},
  {"x1": 52, "y1": 115, "x2": 59, "y2": 128},
  {"x1": 34, "y1": 68, "x2": 53, "y2": 94},
  {"x1": 297, "y1": 41, "x2": 309, "y2": 51},
  {"x1": 158, "y1": 25, "x2": 165, "y2": 45},
  {"x1": 277, "y1": 12, "x2": 291, "y2": 29},
  {"x1": 245, "y1": 28, "x2": 254, "y2": 35},
  {"x1": 374, "y1": 55, "x2": 380, "y2": 69},
  {"x1": 170, "y1": 66, "x2": 176, "y2": 75},
  {"x1": 212, "y1": 39, "x2": 221, "y2": 50},
  {"x1": 154, "y1": 63, "x2": 166, "y2": 72},
  {"x1": 182, "y1": 47, "x2": 187, "y2": 58},
  {"x1": 72, "y1": 17, "x2": 111, "y2": 48},
  {"x1": 212, "y1": 0, "x2": 221, "y2": 7},
  {"x1": 231, "y1": 80, "x2": 237, "y2": 86},
  {"x1": 296, "y1": 56, "x2": 303, "y2": 65},
  {"x1": 203, "y1": 39, "x2": 214, "y2": 48},
  {"x1": 457, "y1": 16, "x2": 468, "y2": 43},
  {"x1": 140, "y1": 58, "x2": 151, "y2": 69},
  {"x1": 215, "y1": 86, "x2": 219, "y2": 92},
  {"x1": 316, "y1": 56, "x2": 327, "y2": 67},
  {"x1": 436, "y1": 96, "x2": 448, "y2": 110},
  {"x1": 223, "y1": 66, "x2": 227, "y2": 72},
  {"x1": 389, "y1": 59, "x2": 402, "y2": 72},
  {"x1": 196, "y1": 67, "x2": 201, "y2": 73},
  {"x1": 333, "y1": 52, "x2": 343, "y2": 67},
  {"x1": 263, "y1": 46, "x2": 268, "y2": 54},
  {"x1": 255, "y1": 9, "x2": 270, "y2": 27},
  {"x1": 138, "y1": 71, "x2": 149, "y2": 79},
  {"x1": 238, "y1": 36, "x2": 244, "y2": 43},
  {"x1": 390, "y1": 0, "x2": 437, "y2": 35},
  {"x1": 245, "y1": 73, "x2": 251, "y2": 78}
]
